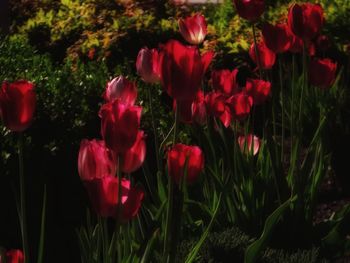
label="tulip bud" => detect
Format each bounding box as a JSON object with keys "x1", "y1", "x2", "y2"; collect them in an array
[
  {"x1": 121, "y1": 131, "x2": 146, "y2": 173},
  {"x1": 136, "y1": 47, "x2": 160, "y2": 84},
  {"x1": 249, "y1": 41, "x2": 276, "y2": 70},
  {"x1": 262, "y1": 23, "x2": 292, "y2": 54},
  {"x1": 78, "y1": 139, "x2": 116, "y2": 181},
  {"x1": 0, "y1": 80, "x2": 36, "y2": 132},
  {"x1": 309, "y1": 58, "x2": 337, "y2": 89},
  {"x1": 233, "y1": 0, "x2": 265, "y2": 22},
  {"x1": 103, "y1": 76, "x2": 137, "y2": 105},
  {"x1": 288, "y1": 3, "x2": 324, "y2": 40},
  {"x1": 167, "y1": 144, "x2": 204, "y2": 185},
  {"x1": 178, "y1": 13, "x2": 207, "y2": 45},
  {"x1": 244, "y1": 79, "x2": 271, "y2": 105},
  {"x1": 238, "y1": 134, "x2": 260, "y2": 156}
]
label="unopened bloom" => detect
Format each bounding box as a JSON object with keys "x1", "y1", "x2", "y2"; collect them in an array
[
  {"x1": 136, "y1": 47, "x2": 160, "y2": 83},
  {"x1": 120, "y1": 131, "x2": 146, "y2": 173},
  {"x1": 262, "y1": 23, "x2": 292, "y2": 53},
  {"x1": 103, "y1": 76, "x2": 137, "y2": 105},
  {"x1": 238, "y1": 134, "x2": 260, "y2": 155},
  {"x1": 309, "y1": 58, "x2": 337, "y2": 88},
  {"x1": 167, "y1": 144, "x2": 204, "y2": 185},
  {"x1": 179, "y1": 13, "x2": 207, "y2": 45},
  {"x1": 0, "y1": 80, "x2": 36, "y2": 132}
]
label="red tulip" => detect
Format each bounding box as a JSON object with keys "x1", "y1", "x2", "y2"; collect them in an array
[
  {"x1": 249, "y1": 41, "x2": 276, "y2": 70},
  {"x1": 288, "y1": 36, "x2": 316, "y2": 56},
  {"x1": 226, "y1": 92, "x2": 253, "y2": 121},
  {"x1": 78, "y1": 139, "x2": 116, "y2": 181},
  {"x1": 120, "y1": 131, "x2": 146, "y2": 173},
  {"x1": 288, "y1": 3, "x2": 324, "y2": 40},
  {"x1": 233, "y1": 0, "x2": 265, "y2": 21},
  {"x1": 99, "y1": 99, "x2": 142, "y2": 154},
  {"x1": 262, "y1": 23, "x2": 292, "y2": 53},
  {"x1": 103, "y1": 76, "x2": 137, "y2": 105},
  {"x1": 159, "y1": 40, "x2": 214, "y2": 101},
  {"x1": 309, "y1": 58, "x2": 337, "y2": 88},
  {"x1": 244, "y1": 79, "x2": 271, "y2": 105},
  {"x1": 0, "y1": 80, "x2": 36, "y2": 132},
  {"x1": 192, "y1": 90, "x2": 207, "y2": 125},
  {"x1": 136, "y1": 47, "x2": 160, "y2": 83},
  {"x1": 167, "y1": 144, "x2": 204, "y2": 185},
  {"x1": 238, "y1": 134, "x2": 260, "y2": 155},
  {"x1": 84, "y1": 177, "x2": 144, "y2": 221},
  {"x1": 205, "y1": 91, "x2": 232, "y2": 127},
  {"x1": 5, "y1": 249, "x2": 24, "y2": 263},
  {"x1": 179, "y1": 13, "x2": 207, "y2": 45},
  {"x1": 211, "y1": 69, "x2": 239, "y2": 95}
]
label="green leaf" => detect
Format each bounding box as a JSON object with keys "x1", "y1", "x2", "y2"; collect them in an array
[
  {"x1": 37, "y1": 185, "x2": 47, "y2": 263},
  {"x1": 244, "y1": 196, "x2": 296, "y2": 263}
]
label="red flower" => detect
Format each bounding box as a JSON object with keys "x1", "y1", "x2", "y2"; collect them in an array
[
  {"x1": 120, "y1": 131, "x2": 146, "y2": 173},
  {"x1": 244, "y1": 79, "x2": 271, "y2": 105},
  {"x1": 136, "y1": 47, "x2": 160, "y2": 84},
  {"x1": 192, "y1": 90, "x2": 207, "y2": 125},
  {"x1": 288, "y1": 3, "x2": 324, "y2": 40},
  {"x1": 211, "y1": 69, "x2": 239, "y2": 95},
  {"x1": 159, "y1": 40, "x2": 213, "y2": 101},
  {"x1": 0, "y1": 80, "x2": 36, "y2": 132},
  {"x1": 288, "y1": 36, "x2": 315, "y2": 56},
  {"x1": 5, "y1": 249, "x2": 24, "y2": 263},
  {"x1": 226, "y1": 92, "x2": 253, "y2": 121},
  {"x1": 167, "y1": 144, "x2": 204, "y2": 185},
  {"x1": 179, "y1": 13, "x2": 207, "y2": 45},
  {"x1": 78, "y1": 139, "x2": 116, "y2": 181},
  {"x1": 99, "y1": 100, "x2": 142, "y2": 154},
  {"x1": 205, "y1": 91, "x2": 232, "y2": 127},
  {"x1": 249, "y1": 41, "x2": 276, "y2": 70},
  {"x1": 309, "y1": 58, "x2": 337, "y2": 88},
  {"x1": 238, "y1": 134, "x2": 260, "y2": 155},
  {"x1": 233, "y1": 0, "x2": 265, "y2": 21},
  {"x1": 262, "y1": 23, "x2": 292, "y2": 53},
  {"x1": 103, "y1": 76, "x2": 137, "y2": 105},
  {"x1": 83, "y1": 177, "x2": 144, "y2": 221}
]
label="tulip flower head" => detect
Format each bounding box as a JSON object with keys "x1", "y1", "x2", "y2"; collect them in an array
[
  {"x1": 227, "y1": 92, "x2": 253, "y2": 121},
  {"x1": 244, "y1": 79, "x2": 271, "y2": 105},
  {"x1": 262, "y1": 23, "x2": 292, "y2": 54},
  {"x1": 192, "y1": 90, "x2": 207, "y2": 125},
  {"x1": 136, "y1": 47, "x2": 161, "y2": 84},
  {"x1": 159, "y1": 40, "x2": 213, "y2": 101},
  {"x1": 120, "y1": 130, "x2": 146, "y2": 173},
  {"x1": 288, "y1": 3, "x2": 324, "y2": 40},
  {"x1": 103, "y1": 76, "x2": 137, "y2": 105},
  {"x1": 205, "y1": 91, "x2": 232, "y2": 127},
  {"x1": 249, "y1": 40, "x2": 276, "y2": 70},
  {"x1": 167, "y1": 144, "x2": 204, "y2": 185},
  {"x1": 5, "y1": 249, "x2": 24, "y2": 263},
  {"x1": 233, "y1": 0, "x2": 265, "y2": 21},
  {"x1": 178, "y1": 13, "x2": 207, "y2": 45},
  {"x1": 0, "y1": 80, "x2": 36, "y2": 132},
  {"x1": 238, "y1": 134, "x2": 260, "y2": 156},
  {"x1": 211, "y1": 69, "x2": 239, "y2": 95},
  {"x1": 309, "y1": 58, "x2": 337, "y2": 89}
]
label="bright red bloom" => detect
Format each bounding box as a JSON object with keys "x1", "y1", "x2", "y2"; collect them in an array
[
  {"x1": 99, "y1": 100, "x2": 142, "y2": 154},
  {"x1": 238, "y1": 134, "x2": 260, "y2": 156},
  {"x1": 78, "y1": 139, "x2": 116, "y2": 181},
  {"x1": 192, "y1": 90, "x2": 207, "y2": 125},
  {"x1": 262, "y1": 23, "x2": 292, "y2": 53},
  {"x1": 309, "y1": 58, "x2": 337, "y2": 89},
  {"x1": 0, "y1": 80, "x2": 36, "y2": 132},
  {"x1": 83, "y1": 177, "x2": 144, "y2": 221},
  {"x1": 233, "y1": 0, "x2": 265, "y2": 21},
  {"x1": 249, "y1": 41, "x2": 276, "y2": 70},
  {"x1": 226, "y1": 93, "x2": 253, "y2": 121},
  {"x1": 244, "y1": 79, "x2": 271, "y2": 105},
  {"x1": 5, "y1": 249, "x2": 24, "y2": 263},
  {"x1": 167, "y1": 144, "x2": 204, "y2": 185},
  {"x1": 136, "y1": 47, "x2": 160, "y2": 84},
  {"x1": 211, "y1": 69, "x2": 239, "y2": 95},
  {"x1": 288, "y1": 3, "x2": 324, "y2": 40},
  {"x1": 159, "y1": 40, "x2": 213, "y2": 101},
  {"x1": 179, "y1": 13, "x2": 207, "y2": 45},
  {"x1": 205, "y1": 91, "x2": 232, "y2": 127},
  {"x1": 120, "y1": 130, "x2": 146, "y2": 173},
  {"x1": 103, "y1": 76, "x2": 137, "y2": 105}
]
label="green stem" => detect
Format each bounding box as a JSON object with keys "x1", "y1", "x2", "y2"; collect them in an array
[
  {"x1": 279, "y1": 57, "x2": 285, "y2": 164},
  {"x1": 298, "y1": 42, "x2": 308, "y2": 125},
  {"x1": 163, "y1": 106, "x2": 179, "y2": 261},
  {"x1": 116, "y1": 155, "x2": 122, "y2": 263},
  {"x1": 18, "y1": 133, "x2": 29, "y2": 263},
  {"x1": 252, "y1": 23, "x2": 263, "y2": 79}
]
